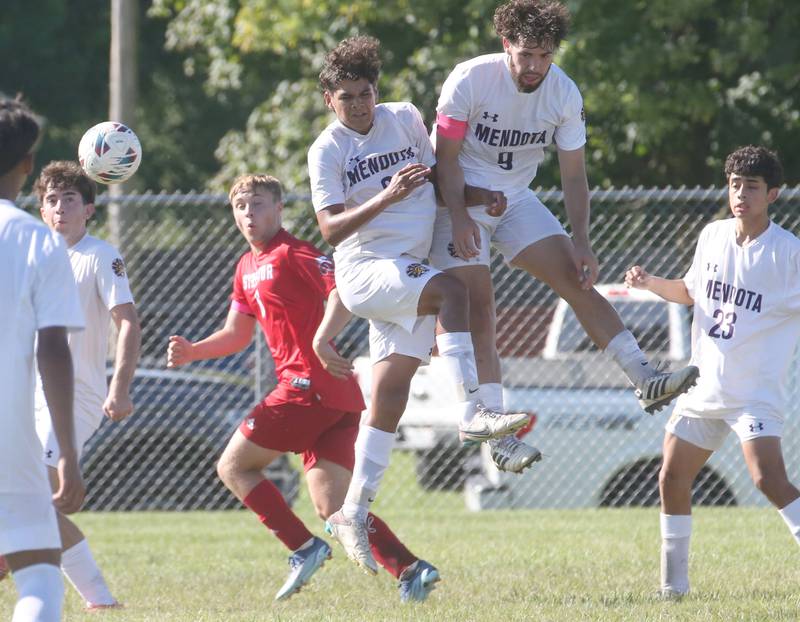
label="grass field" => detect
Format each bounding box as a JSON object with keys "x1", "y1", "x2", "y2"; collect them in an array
[{"x1": 3, "y1": 454, "x2": 800, "y2": 621}]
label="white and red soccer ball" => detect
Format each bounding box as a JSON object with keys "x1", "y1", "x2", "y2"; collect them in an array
[{"x1": 78, "y1": 122, "x2": 142, "y2": 184}]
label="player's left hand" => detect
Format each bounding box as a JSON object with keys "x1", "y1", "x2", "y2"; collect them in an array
[
  {"x1": 571, "y1": 239, "x2": 599, "y2": 290},
  {"x1": 484, "y1": 190, "x2": 507, "y2": 217},
  {"x1": 103, "y1": 391, "x2": 134, "y2": 422},
  {"x1": 313, "y1": 340, "x2": 353, "y2": 379}
]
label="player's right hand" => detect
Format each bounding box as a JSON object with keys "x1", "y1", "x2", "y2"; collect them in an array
[
  {"x1": 451, "y1": 211, "x2": 481, "y2": 259},
  {"x1": 312, "y1": 340, "x2": 353, "y2": 379},
  {"x1": 383, "y1": 163, "x2": 431, "y2": 203},
  {"x1": 625, "y1": 265, "x2": 651, "y2": 289},
  {"x1": 52, "y1": 453, "x2": 85, "y2": 515},
  {"x1": 167, "y1": 335, "x2": 193, "y2": 368}
]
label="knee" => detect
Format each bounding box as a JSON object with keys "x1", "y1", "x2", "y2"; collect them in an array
[
  {"x1": 313, "y1": 500, "x2": 337, "y2": 522},
  {"x1": 752, "y1": 472, "x2": 786, "y2": 503},
  {"x1": 216, "y1": 454, "x2": 236, "y2": 488},
  {"x1": 659, "y1": 464, "x2": 690, "y2": 494},
  {"x1": 436, "y1": 274, "x2": 468, "y2": 307}
]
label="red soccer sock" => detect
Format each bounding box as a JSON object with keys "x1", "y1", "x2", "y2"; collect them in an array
[
  {"x1": 366, "y1": 513, "x2": 418, "y2": 578},
  {"x1": 242, "y1": 479, "x2": 313, "y2": 551}
]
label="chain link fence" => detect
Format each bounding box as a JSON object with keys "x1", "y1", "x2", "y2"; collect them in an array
[{"x1": 19, "y1": 186, "x2": 800, "y2": 511}]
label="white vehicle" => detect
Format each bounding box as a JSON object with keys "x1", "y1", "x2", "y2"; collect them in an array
[{"x1": 356, "y1": 284, "x2": 800, "y2": 508}]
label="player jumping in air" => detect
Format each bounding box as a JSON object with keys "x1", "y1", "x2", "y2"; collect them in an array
[
  {"x1": 308, "y1": 35, "x2": 534, "y2": 575},
  {"x1": 625, "y1": 146, "x2": 800, "y2": 598},
  {"x1": 432, "y1": 0, "x2": 700, "y2": 469},
  {"x1": 0, "y1": 96, "x2": 85, "y2": 622},
  {"x1": 32, "y1": 161, "x2": 141, "y2": 611},
  {"x1": 167, "y1": 174, "x2": 438, "y2": 602}
]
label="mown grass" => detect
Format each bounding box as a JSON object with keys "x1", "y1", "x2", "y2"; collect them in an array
[{"x1": 2, "y1": 453, "x2": 799, "y2": 621}]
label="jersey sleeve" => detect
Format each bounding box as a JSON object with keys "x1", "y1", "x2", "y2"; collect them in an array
[
  {"x1": 33, "y1": 229, "x2": 84, "y2": 331},
  {"x1": 308, "y1": 138, "x2": 345, "y2": 212},
  {"x1": 682, "y1": 227, "x2": 707, "y2": 301},
  {"x1": 231, "y1": 259, "x2": 255, "y2": 316},
  {"x1": 781, "y1": 244, "x2": 800, "y2": 314},
  {"x1": 436, "y1": 64, "x2": 472, "y2": 122},
  {"x1": 553, "y1": 81, "x2": 586, "y2": 151},
  {"x1": 95, "y1": 243, "x2": 135, "y2": 311},
  {"x1": 288, "y1": 242, "x2": 337, "y2": 298}
]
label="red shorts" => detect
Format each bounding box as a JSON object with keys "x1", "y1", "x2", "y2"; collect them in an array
[{"x1": 238, "y1": 398, "x2": 360, "y2": 472}]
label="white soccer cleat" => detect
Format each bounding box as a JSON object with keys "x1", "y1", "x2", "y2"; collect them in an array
[
  {"x1": 636, "y1": 365, "x2": 700, "y2": 414},
  {"x1": 324, "y1": 510, "x2": 378, "y2": 575},
  {"x1": 458, "y1": 406, "x2": 531, "y2": 443},
  {"x1": 488, "y1": 435, "x2": 542, "y2": 473}
]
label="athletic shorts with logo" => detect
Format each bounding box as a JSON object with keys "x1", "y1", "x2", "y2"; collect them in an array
[
  {"x1": 666, "y1": 409, "x2": 783, "y2": 452},
  {"x1": 239, "y1": 388, "x2": 361, "y2": 472},
  {"x1": 429, "y1": 188, "x2": 567, "y2": 270},
  {"x1": 335, "y1": 253, "x2": 438, "y2": 364},
  {"x1": 35, "y1": 399, "x2": 102, "y2": 467}
]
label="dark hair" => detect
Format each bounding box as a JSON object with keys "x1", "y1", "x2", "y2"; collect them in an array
[
  {"x1": 319, "y1": 36, "x2": 382, "y2": 92},
  {"x1": 724, "y1": 145, "x2": 783, "y2": 189},
  {"x1": 493, "y1": 0, "x2": 570, "y2": 49},
  {"x1": 0, "y1": 96, "x2": 41, "y2": 177},
  {"x1": 33, "y1": 161, "x2": 97, "y2": 205}
]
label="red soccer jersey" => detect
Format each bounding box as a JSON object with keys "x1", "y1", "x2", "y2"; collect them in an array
[{"x1": 231, "y1": 229, "x2": 365, "y2": 412}]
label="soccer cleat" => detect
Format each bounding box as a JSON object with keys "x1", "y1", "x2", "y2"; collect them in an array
[
  {"x1": 655, "y1": 588, "x2": 686, "y2": 601},
  {"x1": 398, "y1": 560, "x2": 440, "y2": 603},
  {"x1": 86, "y1": 601, "x2": 124, "y2": 612},
  {"x1": 458, "y1": 406, "x2": 531, "y2": 443},
  {"x1": 636, "y1": 365, "x2": 700, "y2": 414},
  {"x1": 324, "y1": 510, "x2": 378, "y2": 575},
  {"x1": 488, "y1": 434, "x2": 542, "y2": 473},
  {"x1": 0, "y1": 555, "x2": 8, "y2": 582},
  {"x1": 274, "y1": 536, "x2": 332, "y2": 601}
]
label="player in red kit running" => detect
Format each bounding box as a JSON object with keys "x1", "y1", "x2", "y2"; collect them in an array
[{"x1": 167, "y1": 174, "x2": 437, "y2": 603}]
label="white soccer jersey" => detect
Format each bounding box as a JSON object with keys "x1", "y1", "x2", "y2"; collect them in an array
[
  {"x1": 35, "y1": 233, "x2": 134, "y2": 427},
  {"x1": 308, "y1": 102, "x2": 437, "y2": 263},
  {"x1": 0, "y1": 199, "x2": 84, "y2": 494},
  {"x1": 437, "y1": 53, "x2": 585, "y2": 193},
  {"x1": 675, "y1": 219, "x2": 800, "y2": 419}
]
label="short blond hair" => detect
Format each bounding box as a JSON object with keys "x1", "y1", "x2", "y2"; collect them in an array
[{"x1": 228, "y1": 174, "x2": 283, "y2": 204}]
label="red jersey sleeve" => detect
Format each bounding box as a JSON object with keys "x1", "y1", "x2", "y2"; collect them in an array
[
  {"x1": 231, "y1": 256, "x2": 256, "y2": 316},
  {"x1": 287, "y1": 241, "x2": 336, "y2": 298}
]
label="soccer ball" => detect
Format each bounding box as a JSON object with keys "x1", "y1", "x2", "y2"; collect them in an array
[{"x1": 78, "y1": 122, "x2": 142, "y2": 184}]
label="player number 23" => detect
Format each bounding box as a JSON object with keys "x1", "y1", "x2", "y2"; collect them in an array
[{"x1": 709, "y1": 309, "x2": 736, "y2": 340}]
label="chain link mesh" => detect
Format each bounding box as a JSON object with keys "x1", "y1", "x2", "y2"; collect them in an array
[{"x1": 20, "y1": 187, "x2": 800, "y2": 511}]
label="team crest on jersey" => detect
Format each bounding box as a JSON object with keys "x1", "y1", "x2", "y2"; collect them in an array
[
  {"x1": 447, "y1": 242, "x2": 458, "y2": 258},
  {"x1": 316, "y1": 255, "x2": 334, "y2": 276},
  {"x1": 111, "y1": 257, "x2": 126, "y2": 277},
  {"x1": 406, "y1": 263, "x2": 429, "y2": 278}
]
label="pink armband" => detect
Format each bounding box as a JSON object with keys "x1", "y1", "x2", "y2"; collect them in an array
[
  {"x1": 436, "y1": 113, "x2": 468, "y2": 140},
  {"x1": 230, "y1": 300, "x2": 255, "y2": 316}
]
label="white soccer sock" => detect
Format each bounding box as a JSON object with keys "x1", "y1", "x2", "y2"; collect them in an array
[
  {"x1": 480, "y1": 383, "x2": 504, "y2": 411},
  {"x1": 660, "y1": 513, "x2": 691, "y2": 595},
  {"x1": 435, "y1": 332, "x2": 480, "y2": 426},
  {"x1": 778, "y1": 496, "x2": 800, "y2": 545},
  {"x1": 12, "y1": 563, "x2": 64, "y2": 622},
  {"x1": 606, "y1": 329, "x2": 656, "y2": 387},
  {"x1": 61, "y1": 538, "x2": 116, "y2": 606},
  {"x1": 343, "y1": 425, "x2": 395, "y2": 520}
]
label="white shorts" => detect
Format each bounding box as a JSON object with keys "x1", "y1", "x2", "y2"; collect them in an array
[
  {"x1": 368, "y1": 315, "x2": 437, "y2": 365},
  {"x1": 666, "y1": 411, "x2": 783, "y2": 452},
  {"x1": 0, "y1": 493, "x2": 61, "y2": 555},
  {"x1": 35, "y1": 409, "x2": 100, "y2": 468},
  {"x1": 429, "y1": 189, "x2": 567, "y2": 270},
  {"x1": 335, "y1": 254, "x2": 440, "y2": 333}
]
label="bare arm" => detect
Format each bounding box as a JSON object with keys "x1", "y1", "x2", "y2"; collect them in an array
[
  {"x1": 625, "y1": 266, "x2": 694, "y2": 305},
  {"x1": 167, "y1": 307, "x2": 256, "y2": 368},
  {"x1": 37, "y1": 326, "x2": 85, "y2": 514},
  {"x1": 316, "y1": 163, "x2": 431, "y2": 247},
  {"x1": 435, "y1": 134, "x2": 481, "y2": 258},
  {"x1": 104, "y1": 302, "x2": 141, "y2": 422},
  {"x1": 429, "y1": 166, "x2": 507, "y2": 216},
  {"x1": 312, "y1": 288, "x2": 355, "y2": 379},
  {"x1": 558, "y1": 146, "x2": 597, "y2": 289}
]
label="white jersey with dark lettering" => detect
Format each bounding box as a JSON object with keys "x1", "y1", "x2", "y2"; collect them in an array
[
  {"x1": 308, "y1": 102, "x2": 437, "y2": 264},
  {"x1": 676, "y1": 218, "x2": 800, "y2": 419},
  {"x1": 436, "y1": 53, "x2": 585, "y2": 194}
]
